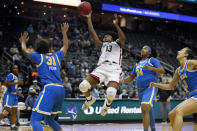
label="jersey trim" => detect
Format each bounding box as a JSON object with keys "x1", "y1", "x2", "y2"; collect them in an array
[
  {"x1": 108, "y1": 81, "x2": 120, "y2": 86},
  {"x1": 55, "y1": 54, "x2": 61, "y2": 66},
  {"x1": 148, "y1": 58, "x2": 153, "y2": 66},
  {"x1": 36, "y1": 54, "x2": 43, "y2": 68},
  {"x1": 89, "y1": 74, "x2": 100, "y2": 80},
  {"x1": 119, "y1": 47, "x2": 122, "y2": 65}
]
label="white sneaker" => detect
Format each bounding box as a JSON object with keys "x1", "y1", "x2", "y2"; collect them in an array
[
  {"x1": 100, "y1": 99, "x2": 110, "y2": 116},
  {"x1": 82, "y1": 96, "x2": 96, "y2": 111}
]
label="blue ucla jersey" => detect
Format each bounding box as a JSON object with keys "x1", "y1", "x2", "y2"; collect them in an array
[
  {"x1": 131, "y1": 57, "x2": 161, "y2": 89},
  {"x1": 179, "y1": 60, "x2": 197, "y2": 96},
  {"x1": 29, "y1": 51, "x2": 64, "y2": 86},
  {"x1": 6, "y1": 73, "x2": 18, "y2": 93}
]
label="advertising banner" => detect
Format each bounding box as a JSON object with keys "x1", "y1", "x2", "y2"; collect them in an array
[{"x1": 58, "y1": 99, "x2": 192, "y2": 122}]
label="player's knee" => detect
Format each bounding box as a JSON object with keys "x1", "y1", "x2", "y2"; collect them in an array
[
  {"x1": 168, "y1": 110, "x2": 176, "y2": 118},
  {"x1": 141, "y1": 103, "x2": 151, "y2": 112},
  {"x1": 79, "y1": 80, "x2": 91, "y2": 93},
  {"x1": 2, "y1": 110, "x2": 9, "y2": 116},
  {"x1": 106, "y1": 87, "x2": 117, "y2": 101}
]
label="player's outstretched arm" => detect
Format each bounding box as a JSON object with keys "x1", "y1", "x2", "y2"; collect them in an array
[
  {"x1": 150, "y1": 68, "x2": 180, "y2": 90},
  {"x1": 82, "y1": 11, "x2": 101, "y2": 50},
  {"x1": 21, "y1": 31, "x2": 30, "y2": 59},
  {"x1": 60, "y1": 23, "x2": 69, "y2": 56},
  {"x1": 143, "y1": 65, "x2": 165, "y2": 74},
  {"x1": 120, "y1": 74, "x2": 136, "y2": 85},
  {"x1": 113, "y1": 14, "x2": 125, "y2": 45}
]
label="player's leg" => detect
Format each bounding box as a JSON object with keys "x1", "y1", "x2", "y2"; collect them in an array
[
  {"x1": 141, "y1": 87, "x2": 158, "y2": 131},
  {"x1": 0, "y1": 93, "x2": 10, "y2": 120},
  {"x1": 79, "y1": 68, "x2": 105, "y2": 110},
  {"x1": 171, "y1": 98, "x2": 197, "y2": 131},
  {"x1": 30, "y1": 111, "x2": 43, "y2": 131},
  {"x1": 44, "y1": 114, "x2": 62, "y2": 131},
  {"x1": 149, "y1": 107, "x2": 156, "y2": 131},
  {"x1": 46, "y1": 86, "x2": 66, "y2": 131},
  {"x1": 10, "y1": 107, "x2": 18, "y2": 129},
  {"x1": 100, "y1": 82, "x2": 119, "y2": 116},
  {"x1": 0, "y1": 107, "x2": 10, "y2": 120}
]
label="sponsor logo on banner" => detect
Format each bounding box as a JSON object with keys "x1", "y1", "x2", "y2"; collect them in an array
[{"x1": 84, "y1": 106, "x2": 141, "y2": 115}]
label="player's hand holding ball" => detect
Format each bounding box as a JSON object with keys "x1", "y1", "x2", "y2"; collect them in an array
[{"x1": 78, "y1": 1, "x2": 92, "y2": 18}]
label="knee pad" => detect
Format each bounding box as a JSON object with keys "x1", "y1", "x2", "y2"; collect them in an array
[
  {"x1": 106, "y1": 87, "x2": 117, "y2": 101},
  {"x1": 79, "y1": 80, "x2": 91, "y2": 93}
]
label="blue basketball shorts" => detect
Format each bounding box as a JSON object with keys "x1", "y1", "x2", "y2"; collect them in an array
[{"x1": 32, "y1": 84, "x2": 65, "y2": 115}]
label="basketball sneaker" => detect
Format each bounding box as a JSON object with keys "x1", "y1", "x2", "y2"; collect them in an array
[
  {"x1": 82, "y1": 96, "x2": 96, "y2": 110},
  {"x1": 100, "y1": 99, "x2": 110, "y2": 116}
]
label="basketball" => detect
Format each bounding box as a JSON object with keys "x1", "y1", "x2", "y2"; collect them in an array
[{"x1": 78, "y1": 2, "x2": 92, "y2": 15}]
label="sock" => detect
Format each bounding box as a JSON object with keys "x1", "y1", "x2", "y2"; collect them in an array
[
  {"x1": 86, "y1": 96, "x2": 92, "y2": 101},
  {"x1": 44, "y1": 114, "x2": 61, "y2": 131},
  {"x1": 11, "y1": 124, "x2": 16, "y2": 127},
  {"x1": 30, "y1": 111, "x2": 43, "y2": 131}
]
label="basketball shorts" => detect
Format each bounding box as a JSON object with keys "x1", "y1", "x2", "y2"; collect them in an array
[
  {"x1": 4, "y1": 92, "x2": 18, "y2": 107},
  {"x1": 32, "y1": 84, "x2": 65, "y2": 115},
  {"x1": 138, "y1": 87, "x2": 158, "y2": 107},
  {"x1": 89, "y1": 63, "x2": 122, "y2": 85}
]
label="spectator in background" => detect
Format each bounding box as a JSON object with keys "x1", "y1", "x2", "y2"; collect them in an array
[
  {"x1": 158, "y1": 77, "x2": 172, "y2": 124},
  {"x1": 172, "y1": 91, "x2": 181, "y2": 99},
  {"x1": 13, "y1": 51, "x2": 22, "y2": 64},
  {"x1": 25, "y1": 89, "x2": 38, "y2": 121},
  {"x1": 119, "y1": 89, "x2": 129, "y2": 99},
  {"x1": 98, "y1": 88, "x2": 105, "y2": 98},
  {"x1": 29, "y1": 80, "x2": 40, "y2": 93},
  {"x1": 27, "y1": 24, "x2": 34, "y2": 33},
  {"x1": 130, "y1": 89, "x2": 138, "y2": 99},
  {"x1": 10, "y1": 44, "x2": 19, "y2": 55},
  {"x1": 63, "y1": 77, "x2": 72, "y2": 98},
  {"x1": 90, "y1": 88, "x2": 99, "y2": 98},
  {"x1": 27, "y1": 45, "x2": 35, "y2": 52},
  {"x1": 17, "y1": 87, "x2": 25, "y2": 102}
]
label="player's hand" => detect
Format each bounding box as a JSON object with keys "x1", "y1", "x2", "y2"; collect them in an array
[
  {"x1": 27, "y1": 107, "x2": 32, "y2": 110},
  {"x1": 17, "y1": 92, "x2": 24, "y2": 98},
  {"x1": 82, "y1": 11, "x2": 92, "y2": 19},
  {"x1": 149, "y1": 82, "x2": 157, "y2": 87},
  {"x1": 17, "y1": 80, "x2": 24, "y2": 85},
  {"x1": 21, "y1": 31, "x2": 29, "y2": 44},
  {"x1": 167, "y1": 97, "x2": 171, "y2": 103},
  {"x1": 113, "y1": 14, "x2": 118, "y2": 25},
  {"x1": 61, "y1": 23, "x2": 69, "y2": 34},
  {"x1": 143, "y1": 65, "x2": 153, "y2": 70}
]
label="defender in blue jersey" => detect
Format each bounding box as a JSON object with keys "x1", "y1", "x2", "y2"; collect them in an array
[
  {"x1": 121, "y1": 46, "x2": 165, "y2": 131},
  {"x1": 150, "y1": 47, "x2": 197, "y2": 131},
  {"x1": 0, "y1": 65, "x2": 23, "y2": 130},
  {"x1": 21, "y1": 23, "x2": 69, "y2": 131}
]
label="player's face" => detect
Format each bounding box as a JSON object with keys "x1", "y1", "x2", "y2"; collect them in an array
[
  {"x1": 176, "y1": 48, "x2": 187, "y2": 60},
  {"x1": 103, "y1": 34, "x2": 113, "y2": 42},
  {"x1": 12, "y1": 65, "x2": 18, "y2": 75},
  {"x1": 141, "y1": 46, "x2": 150, "y2": 57}
]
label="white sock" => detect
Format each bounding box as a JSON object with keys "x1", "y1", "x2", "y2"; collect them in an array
[{"x1": 11, "y1": 124, "x2": 16, "y2": 127}]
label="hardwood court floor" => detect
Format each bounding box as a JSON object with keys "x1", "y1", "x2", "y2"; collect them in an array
[{"x1": 0, "y1": 122, "x2": 196, "y2": 131}]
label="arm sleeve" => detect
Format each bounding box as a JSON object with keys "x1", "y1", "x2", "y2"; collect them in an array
[
  {"x1": 150, "y1": 57, "x2": 161, "y2": 68},
  {"x1": 29, "y1": 52, "x2": 42, "y2": 65},
  {"x1": 56, "y1": 51, "x2": 64, "y2": 61},
  {"x1": 131, "y1": 64, "x2": 137, "y2": 76},
  {"x1": 6, "y1": 74, "x2": 13, "y2": 81}
]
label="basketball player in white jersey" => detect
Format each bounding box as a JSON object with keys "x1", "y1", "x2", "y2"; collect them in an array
[{"x1": 79, "y1": 12, "x2": 125, "y2": 116}]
